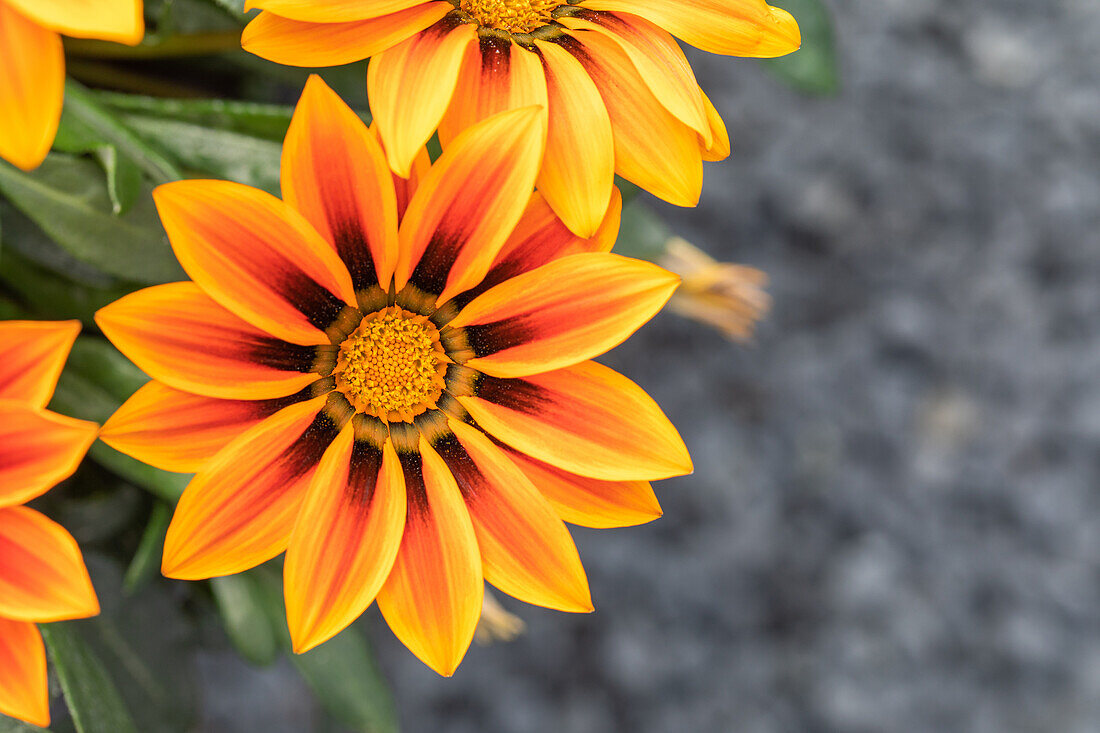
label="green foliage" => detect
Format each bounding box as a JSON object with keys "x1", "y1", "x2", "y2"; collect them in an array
[
  {"x1": 40, "y1": 623, "x2": 139, "y2": 733},
  {"x1": 764, "y1": 0, "x2": 840, "y2": 95}
]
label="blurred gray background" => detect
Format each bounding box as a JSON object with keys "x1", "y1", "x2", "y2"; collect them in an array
[{"x1": 198, "y1": 0, "x2": 1100, "y2": 730}]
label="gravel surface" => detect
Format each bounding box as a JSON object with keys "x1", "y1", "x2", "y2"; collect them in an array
[{"x1": 200, "y1": 1, "x2": 1100, "y2": 730}]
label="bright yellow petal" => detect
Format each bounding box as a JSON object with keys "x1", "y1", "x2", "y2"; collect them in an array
[
  {"x1": 0, "y1": 403, "x2": 97, "y2": 509},
  {"x1": 242, "y1": 3, "x2": 450, "y2": 68},
  {"x1": 6, "y1": 0, "x2": 143, "y2": 44},
  {"x1": 245, "y1": 0, "x2": 428, "y2": 23},
  {"x1": 700, "y1": 89, "x2": 731, "y2": 162},
  {"x1": 458, "y1": 361, "x2": 693, "y2": 481},
  {"x1": 284, "y1": 429, "x2": 405, "y2": 653},
  {"x1": 0, "y1": 320, "x2": 79, "y2": 409},
  {"x1": 0, "y1": 619, "x2": 48, "y2": 728},
  {"x1": 0, "y1": 4, "x2": 63, "y2": 171},
  {"x1": 376, "y1": 439, "x2": 482, "y2": 677},
  {"x1": 581, "y1": 0, "x2": 800, "y2": 58}
]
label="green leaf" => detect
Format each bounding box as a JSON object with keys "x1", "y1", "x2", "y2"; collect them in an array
[
  {"x1": 614, "y1": 201, "x2": 671, "y2": 261},
  {"x1": 54, "y1": 112, "x2": 143, "y2": 216},
  {"x1": 101, "y1": 94, "x2": 296, "y2": 141},
  {"x1": 0, "y1": 247, "x2": 132, "y2": 325},
  {"x1": 0, "y1": 718, "x2": 51, "y2": 733},
  {"x1": 763, "y1": 0, "x2": 840, "y2": 95},
  {"x1": 0, "y1": 155, "x2": 183, "y2": 284},
  {"x1": 123, "y1": 502, "x2": 172, "y2": 594},
  {"x1": 40, "y1": 623, "x2": 139, "y2": 733},
  {"x1": 211, "y1": 573, "x2": 284, "y2": 667}
]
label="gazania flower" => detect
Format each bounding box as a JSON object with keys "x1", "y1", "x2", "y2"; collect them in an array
[
  {"x1": 0, "y1": 321, "x2": 99, "y2": 727},
  {"x1": 96, "y1": 76, "x2": 691, "y2": 675},
  {"x1": 0, "y1": 0, "x2": 143, "y2": 170},
  {"x1": 241, "y1": 0, "x2": 800, "y2": 237}
]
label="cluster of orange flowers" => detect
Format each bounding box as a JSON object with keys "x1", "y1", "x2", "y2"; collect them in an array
[{"x1": 0, "y1": 0, "x2": 798, "y2": 725}]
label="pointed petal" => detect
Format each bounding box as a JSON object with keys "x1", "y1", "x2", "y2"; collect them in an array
[
  {"x1": 0, "y1": 5, "x2": 63, "y2": 171},
  {"x1": 282, "y1": 75, "x2": 400, "y2": 291},
  {"x1": 243, "y1": 3, "x2": 450, "y2": 67},
  {"x1": 285, "y1": 430, "x2": 405, "y2": 653},
  {"x1": 377, "y1": 440, "x2": 482, "y2": 676},
  {"x1": 245, "y1": 0, "x2": 428, "y2": 23},
  {"x1": 161, "y1": 397, "x2": 337, "y2": 580},
  {"x1": 368, "y1": 18, "x2": 476, "y2": 177},
  {"x1": 581, "y1": 0, "x2": 801, "y2": 58},
  {"x1": 153, "y1": 180, "x2": 357, "y2": 345},
  {"x1": 450, "y1": 252, "x2": 679, "y2": 378},
  {"x1": 505, "y1": 448, "x2": 663, "y2": 528},
  {"x1": 100, "y1": 381, "x2": 302, "y2": 474},
  {"x1": 438, "y1": 35, "x2": 547, "y2": 147},
  {"x1": 459, "y1": 361, "x2": 693, "y2": 481},
  {"x1": 0, "y1": 320, "x2": 79, "y2": 408},
  {"x1": 96, "y1": 282, "x2": 324, "y2": 401},
  {"x1": 390, "y1": 129, "x2": 431, "y2": 220},
  {"x1": 0, "y1": 619, "x2": 48, "y2": 728},
  {"x1": 570, "y1": 30, "x2": 703, "y2": 207},
  {"x1": 443, "y1": 420, "x2": 592, "y2": 612},
  {"x1": 530, "y1": 38, "x2": 614, "y2": 238},
  {"x1": 6, "y1": 0, "x2": 142, "y2": 44},
  {"x1": 0, "y1": 506, "x2": 98, "y2": 622},
  {"x1": 395, "y1": 106, "x2": 545, "y2": 303},
  {"x1": 700, "y1": 90, "x2": 731, "y2": 162},
  {"x1": 0, "y1": 403, "x2": 96, "y2": 509},
  {"x1": 559, "y1": 10, "x2": 709, "y2": 143}
]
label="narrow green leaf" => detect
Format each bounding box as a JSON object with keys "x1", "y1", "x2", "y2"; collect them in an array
[
  {"x1": 211, "y1": 573, "x2": 283, "y2": 666},
  {"x1": 40, "y1": 623, "x2": 139, "y2": 733},
  {"x1": 763, "y1": 0, "x2": 840, "y2": 95},
  {"x1": 101, "y1": 94, "x2": 296, "y2": 141},
  {"x1": 614, "y1": 201, "x2": 671, "y2": 261},
  {"x1": 123, "y1": 502, "x2": 172, "y2": 594},
  {"x1": 54, "y1": 109, "x2": 143, "y2": 215},
  {"x1": 0, "y1": 248, "x2": 132, "y2": 325},
  {"x1": 0, "y1": 718, "x2": 51, "y2": 733}
]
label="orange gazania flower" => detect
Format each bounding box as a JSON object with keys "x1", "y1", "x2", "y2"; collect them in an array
[
  {"x1": 0, "y1": 321, "x2": 99, "y2": 727},
  {"x1": 241, "y1": 0, "x2": 800, "y2": 236},
  {"x1": 0, "y1": 0, "x2": 143, "y2": 170},
  {"x1": 96, "y1": 76, "x2": 692, "y2": 675}
]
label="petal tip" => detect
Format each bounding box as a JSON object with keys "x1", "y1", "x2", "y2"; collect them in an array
[{"x1": 761, "y1": 7, "x2": 802, "y2": 57}]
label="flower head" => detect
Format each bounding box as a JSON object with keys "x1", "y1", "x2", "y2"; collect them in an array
[
  {"x1": 241, "y1": 0, "x2": 800, "y2": 236},
  {"x1": 0, "y1": 320, "x2": 100, "y2": 727},
  {"x1": 96, "y1": 76, "x2": 692, "y2": 675},
  {"x1": 0, "y1": 0, "x2": 144, "y2": 170}
]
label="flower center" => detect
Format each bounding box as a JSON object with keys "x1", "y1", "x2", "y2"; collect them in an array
[
  {"x1": 335, "y1": 307, "x2": 449, "y2": 422},
  {"x1": 459, "y1": 0, "x2": 561, "y2": 33}
]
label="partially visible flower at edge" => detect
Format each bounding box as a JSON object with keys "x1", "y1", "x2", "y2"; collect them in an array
[
  {"x1": 0, "y1": 320, "x2": 100, "y2": 727},
  {"x1": 661, "y1": 237, "x2": 771, "y2": 341},
  {"x1": 241, "y1": 0, "x2": 800, "y2": 237},
  {"x1": 95, "y1": 76, "x2": 692, "y2": 677},
  {"x1": 0, "y1": 0, "x2": 144, "y2": 171},
  {"x1": 473, "y1": 589, "x2": 526, "y2": 645}
]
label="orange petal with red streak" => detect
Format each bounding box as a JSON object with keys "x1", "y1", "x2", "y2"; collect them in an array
[
  {"x1": 0, "y1": 403, "x2": 96, "y2": 509},
  {"x1": 0, "y1": 320, "x2": 79, "y2": 408},
  {"x1": 0, "y1": 618, "x2": 48, "y2": 727},
  {"x1": 0, "y1": 5, "x2": 63, "y2": 171}
]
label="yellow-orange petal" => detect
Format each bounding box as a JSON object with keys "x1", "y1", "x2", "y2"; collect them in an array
[
  {"x1": 369, "y1": 17, "x2": 476, "y2": 177},
  {"x1": 96, "y1": 283, "x2": 323, "y2": 401},
  {"x1": 450, "y1": 252, "x2": 679, "y2": 378},
  {"x1": 529, "y1": 38, "x2": 614, "y2": 239},
  {"x1": 581, "y1": 0, "x2": 801, "y2": 58},
  {"x1": 0, "y1": 320, "x2": 79, "y2": 409},
  {"x1": 161, "y1": 397, "x2": 335, "y2": 580},
  {"x1": 453, "y1": 187, "x2": 621, "y2": 308},
  {"x1": 152, "y1": 180, "x2": 357, "y2": 346},
  {"x1": 243, "y1": 3, "x2": 451, "y2": 68},
  {"x1": 700, "y1": 90, "x2": 731, "y2": 162},
  {"x1": 285, "y1": 429, "x2": 406, "y2": 653},
  {"x1": 7, "y1": 0, "x2": 143, "y2": 44},
  {"x1": 570, "y1": 29, "x2": 703, "y2": 207},
  {"x1": 0, "y1": 403, "x2": 97, "y2": 509},
  {"x1": 0, "y1": 618, "x2": 48, "y2": 728},
  {"x1": 0, "y1": 506, "x2": 98, "y2": 622},
  {"x1": 438, "y1": 35, "x2": 548, "y2": 147},
  {"x1": 245, "y1": 0, "x2": 427, "y2": 23},
  {"x1": 444, "y1": 420, "x2": 592, "y2": 613},
  {"x1": 395, "y1": 106, "x2": 545, "y2": 303},
  {"x1": 99, "y1": 381, "x2": 301, "y2": 474},
  {"x1": 376, "y1": 439, "x2": 482, "y2": 676},
  {"x1": 505, "y1": 448, "x2": 663, "y2": 529},
  {"x1": 559, "y1": 10, "x2": 709, "y2": 143},
  {"x1": 0, "y1": 4, "x2": 63, "y2": 172},
  {"x1": 459, "y1": 360, "x2": 693, "y2": 481},
  {"x1": 282, "y1": 75, "x2": 400, "y2": 291}
]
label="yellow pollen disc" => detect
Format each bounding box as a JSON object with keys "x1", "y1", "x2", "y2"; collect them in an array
[
  {"x1": 335, "y1": 307, "x2": 449, "y2": 422},
  {"x1": 459, "y1": 0, "x2": 560, "y2": 33}
]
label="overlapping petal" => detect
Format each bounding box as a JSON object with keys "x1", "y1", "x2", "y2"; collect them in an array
[
  {"x1": 0, "y1": 618, "x2": 48, "y2": 727},
  {"x1": 0, "y1": 506, "x2": 98, "y2": 622},
  {"x1": 6, "y1": 0, "x2": 143, "y2": 44},
  {"x1": 285, "y1": 428, "x2": 406, "y2": 653},
  {"x1": 153, "y1": 180, "x2": 357, "y2": 345},
  {"x1": 96, "y1": 283, "x2": 323, "y2": 400},
  {"x1": 0, "y1": 320, "x2": 79, "y2": 408},
  {"x1": 377, "y1": 440, "x2": 482, "y2": 676},
  {"x1": 162, "y1": 397, "x2": 335, "y2": 580},
  {"x1": 0, "y1": 403, "x2": 97, "y2": 508},
  {"x1": 0, "y1": 4, "x2": 64, "y2": 172},
  {"x1": 450, "y1": 252, "x2": 679, "y2": 378},
  {"x1": 459, "y1": 360, "x2": 692, "y2": 481},
  {"x1": 245, "y1": 0, "x2": 426, "y2": 23}
]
